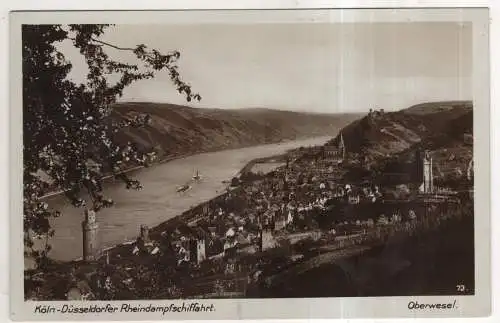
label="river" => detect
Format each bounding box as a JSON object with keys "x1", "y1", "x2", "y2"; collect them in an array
[{"x1": 40, "y1": 136, "x2": 333, "y2": 261}]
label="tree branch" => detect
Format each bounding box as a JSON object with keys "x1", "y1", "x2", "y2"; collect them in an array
[
  {"x1": 88, "y1": 37, "x2": 136, "y2": 51},
  {"x1": 70, "y1": 36, "x2": 177, "y2": 59}
]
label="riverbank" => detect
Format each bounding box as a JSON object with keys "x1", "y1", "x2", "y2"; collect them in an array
[
  {"x1": 26, "y1": 151, "x2": 283, "y2": 269},
  {"x1": 40, "y1": 153, "x2": 191, "y2": 199},
  {"x1": 40, "y1": 135, "x2": 318, "y2": 200},
  {"x1": 31, "y1": 136, "x2": 333, "y2": 262},
  {"x1": 92, "y1": 152, "x2": 289, "y2": 259}
]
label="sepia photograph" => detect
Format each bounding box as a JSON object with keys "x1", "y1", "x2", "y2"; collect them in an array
[{"x1": 10, "y1": 7, "x2": 491, "y2": 320}]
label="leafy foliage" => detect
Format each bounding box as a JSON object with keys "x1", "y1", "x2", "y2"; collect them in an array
[{"x1": 23, "y1": 24, "x2": 200, "y2": 263}]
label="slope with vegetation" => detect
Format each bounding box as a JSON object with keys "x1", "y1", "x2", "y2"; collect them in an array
[
  {"x1": 330, "y1": 101, "x2": 472, "y2": 178},
  {"x1": 329, "y1": 100, "x2": 472, "y2": 159},
  {"x1": 112, "y1": 102, "x2": 361, "y2": 159}
]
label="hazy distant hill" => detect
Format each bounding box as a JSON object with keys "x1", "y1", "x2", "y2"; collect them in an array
[
  {"x1": 402, "y1": 100, "x2": 473, "y2": 115},
  {"x1": 112, "y1": 102, "x2": 362, "y2": 159}
]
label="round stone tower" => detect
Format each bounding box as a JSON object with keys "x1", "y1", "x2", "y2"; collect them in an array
[
  {"x1": 140, "y1": 225, "x2": 150, "y2": 243},
  {"x1": 82, "y1": 209, "x2": 99, "y2": 261},
  {"x1": 422, "y1": 150, "x2": 434, "y2": 194}
]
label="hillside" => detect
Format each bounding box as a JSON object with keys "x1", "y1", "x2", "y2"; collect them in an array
[
  {"x1": 329, "y1": 101, "x2": 472, "y2": 158},
  {"x1": 327, "y1": 101, "x2": 473, "y2": 185},
  {"x1": 112, "y1": 102, "x2": 361, "y2": 159}
]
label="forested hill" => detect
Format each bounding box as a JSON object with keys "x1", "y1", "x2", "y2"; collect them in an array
[
  {"x1": 329, "y1": 101, "x2": 473, "y2": 158},
  {"x1": 328, "y1": 101, "x2": 473, "y2": 183},
  {"x1": 112, "y1": 102, "x2": 362, "y2": 159}
]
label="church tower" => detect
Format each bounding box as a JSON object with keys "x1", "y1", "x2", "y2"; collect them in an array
[
  {"x1": 82, "y1": 209, "x2": 99, "y2": 261},
  {"x1": 422, "y1": 150, "x2": 434, "y2": 194},
  {"x1": 338, "y1": 132, "x2": 346, "y2": 160}
]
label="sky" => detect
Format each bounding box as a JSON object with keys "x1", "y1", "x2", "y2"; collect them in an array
[{"x1": 61, "y1": 22, "x2": 472, "y2": 113}]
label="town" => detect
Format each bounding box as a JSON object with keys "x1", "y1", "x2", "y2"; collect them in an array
[{"x1": 25, "y1": 108, "x2": 474, "y2": 301}]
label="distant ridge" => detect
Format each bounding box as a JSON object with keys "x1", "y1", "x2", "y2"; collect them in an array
[
  {"x1": 111, "y1": 102, "x2": 362, "y2": 160},
  {"x1": 402, "y1": 100, "x2": 472, "y2": 115}
]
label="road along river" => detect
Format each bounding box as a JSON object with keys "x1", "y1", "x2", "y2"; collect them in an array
[{"x1": 40, "y1": 136, "x2": 332, "y2": 261}]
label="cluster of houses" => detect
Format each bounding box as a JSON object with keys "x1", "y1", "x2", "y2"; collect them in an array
[
  {"x1": 119, "y1": 137, "x2": 407, "y2": 270},
  {"x1": 89, "y1": 127, "x2": 470, "y2": 301},
  {"x1": 124, "y1": 140, "x2": 364, "y2": 260}
]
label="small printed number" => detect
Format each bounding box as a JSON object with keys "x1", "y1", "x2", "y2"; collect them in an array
[{"x1": 456, "y1": 284, "x2": 466, "y2": 292}]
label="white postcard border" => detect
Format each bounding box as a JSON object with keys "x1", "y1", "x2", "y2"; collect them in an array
[{"x1": 9, "y1": 8, "x2": 491, "y2": 321}]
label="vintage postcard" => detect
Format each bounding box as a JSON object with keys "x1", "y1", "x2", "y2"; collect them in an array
[{"x1": 10, "y1": 7, "x2": 491, "y2": 321}]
